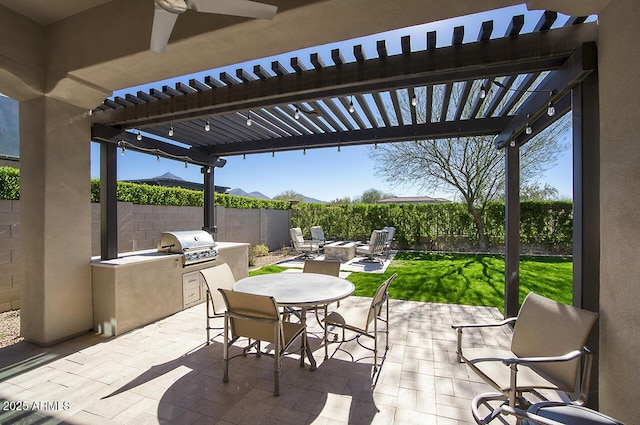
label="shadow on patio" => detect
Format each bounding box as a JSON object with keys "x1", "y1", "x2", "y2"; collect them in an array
[{"x1": 0, "y1": 297, "x2": 510, "y2": 424}]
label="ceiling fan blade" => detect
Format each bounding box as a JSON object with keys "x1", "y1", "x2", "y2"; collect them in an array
[
  {"x1": 187, "y1": 0, "x2": 277, "y2": 19},
  {"x1": 150, "y1": 4, "x2": 179, "y2": 53}
]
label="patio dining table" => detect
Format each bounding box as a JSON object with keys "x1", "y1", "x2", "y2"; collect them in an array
[{"x1": 233, "y1": 273, "x2": 355, "y2": 370}]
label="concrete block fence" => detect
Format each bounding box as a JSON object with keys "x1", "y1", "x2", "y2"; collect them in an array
[{"x1": 1, "y1": 200, "x2": 292, "y2": 313}]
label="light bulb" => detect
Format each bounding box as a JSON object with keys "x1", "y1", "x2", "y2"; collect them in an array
[
  {"x1": 121, "y1": 147, "x2": 125, "y2": 156},
  {"x1": 243, "y1": 153, "x2": 246, "y2": 160},
  {"x1": 169, "y1": 126, "x2": 174, "y2": 137},
  {"x1": 337, "y1": 145, "x2": 341, "y2": 153},
  {"x1": 480, "y1": 85, "x2": 486, "y2": 99},
  {"x1": 547, "y1": 102, "x2": 555, "y2": 117},
  {"x1": 303, "y1": 148, "x2": 306, "y2": 155},
  {"x1": 411, "y1": 94, "x2": 417, "y2": 107},
  {"x1": 184, "y1": 161, "x2": 188, "y2": 169},
  {"x1": 136, "y1": 130, "x2": 142, "y2": 141},
  {"x1": 246, "y1": 111, "x2": 252, "y2": 126},
  {"x1": 272, "y1": 151, "x2": 275, "y2": 158},
  {"x1": 204, "y1": 121, "x2": 210, "y2": 132},
  {"x1": 156, "y1": 155, "x2": 160, "y2": 163},
  {"x1": 349, "y1": 99, "x2": 355, "y2": 114},
  {"x1": 525, "y1": 123, "x2": 532, "y2": 135},
  {"x1": 294, "y1": 108, "x2": 300, "y2": 120}
]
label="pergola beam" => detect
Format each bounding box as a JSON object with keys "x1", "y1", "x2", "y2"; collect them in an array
[
  {"x1": 201, "y1": 116, "x2": 510, "y2": 156},
  {"x1": 93, "y1": 23, "x2": 597, "y2": 129}
]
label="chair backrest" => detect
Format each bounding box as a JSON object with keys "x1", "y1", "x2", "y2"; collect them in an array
[
  {"x1": 382, "y1": 226, "x2": 395, "y2": 247},
  {"x1": 365, "y1": 273, "x2": 397, "y2": 330},
  {"x1": 303, "y1": 259, "x2": 340, "y2": 276},
  {"x1": 218, "y1": 289, "x2": 282, "y2": 345},
  {"x1": 309, "y1": 226, "x2": 325, "y2": 242},
  {"x1": 369, "y1": 230, "x2": 388, "y2": 255},
  {"x1": 511, "y1": 292, "x2": 599, "y2": 390},
  {"x1": 200, "y1": 263, "x2": 236, "y2": 315},
  {"x1": 290, "y1": 227, "x2": 305, "y2": 247}
]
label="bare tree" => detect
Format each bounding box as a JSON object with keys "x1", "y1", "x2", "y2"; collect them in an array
[
  {"x1": 370, "y1": 80, "x2": 570, "y2": 250},
  {"x1": 273, "y1": 190, "x2": 306, "y2": 203}
]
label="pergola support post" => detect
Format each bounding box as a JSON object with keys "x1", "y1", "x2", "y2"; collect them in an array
[
  {"x1": 100, "y1": 142, "x2": 118, "y2": 260},
  {"x1": 504, "y1": 142, "x2": 520, "y2": 318},
  {"x1": 202, "y1": 166, "x2": 216, "y2": 235},
  {"x1": 572, "y1": 71, "x2": 600, "y2": 407}
]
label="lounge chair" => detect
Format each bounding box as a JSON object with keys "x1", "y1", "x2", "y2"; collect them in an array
[
  {"x1": 381, "y1": 226, "x2": 396, "y2": 258},
  {"x1": 289, "y1": 227, "x2": 320, "y2": 258},
  {"x1": 451, "y1": 292, "x2": 599, "y2": 424},
  {"x1": 309, "y1": 225, "x2": 333, "y2": 248},
  {"x1": 356, "y1": 229, "x2": 388, "y2": 262}
]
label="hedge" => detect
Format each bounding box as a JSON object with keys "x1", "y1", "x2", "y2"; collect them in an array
[
  {"x1": 1, "y1": 166, "x2": 572, "y2": 251},
  {"x1": 1, "y1": 167, "x2": 290, "y2": 209},
  {"x1": 291, "y1": 201, "x2": 573, "y2": 253}
]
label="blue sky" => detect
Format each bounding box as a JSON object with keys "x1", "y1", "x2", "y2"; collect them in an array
[{"x1": 91, "y1": 4, "x2": 582, "y2": 202}]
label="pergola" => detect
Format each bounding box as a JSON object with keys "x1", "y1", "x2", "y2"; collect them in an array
[{"x1": 91, "y1": 11, "x2": 599, "y2": 322}]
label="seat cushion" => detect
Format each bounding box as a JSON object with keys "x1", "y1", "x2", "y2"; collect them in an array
[{"x1": 526, "y1": 402, "x2": 625, "y2": 425}]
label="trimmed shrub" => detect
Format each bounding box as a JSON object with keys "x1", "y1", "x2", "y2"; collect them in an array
[{"x1": 0, "y1": 167, "x2": 19, "y2": 200}]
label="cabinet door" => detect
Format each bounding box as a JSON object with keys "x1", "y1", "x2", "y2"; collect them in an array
[{"x1": 183, "y1": 272, "x2": 203, "y2": 308}]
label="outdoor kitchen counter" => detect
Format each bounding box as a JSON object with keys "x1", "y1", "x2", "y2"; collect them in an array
[{"x1": 91, "y1": 242, "x2": 249, "y2": 337}]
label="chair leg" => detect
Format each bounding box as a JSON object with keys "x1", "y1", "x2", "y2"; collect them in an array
[
  {"x1": 223, "y1": 315, "x2": 229, "y2": 383},
  {"x1": 373, "y1": 318, "x2": 378, "y2": 372}
]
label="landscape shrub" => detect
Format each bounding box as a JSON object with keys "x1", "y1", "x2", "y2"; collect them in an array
[{"x1": 0, "y1": 167, "x2": 19, "y2": 200}]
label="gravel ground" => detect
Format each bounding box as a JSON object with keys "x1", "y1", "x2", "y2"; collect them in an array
[
  {"x1": 0, "y1": 310, "x2": 22, "y2": 348},
  {"x1": 0, "y1": 253, "x2": 292, "y2": 349}
]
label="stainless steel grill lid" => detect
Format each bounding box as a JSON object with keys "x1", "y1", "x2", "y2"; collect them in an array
[
  {"x1": 159, "y1": 230, "x2": 218, "y2": 266},
  {"x1": 159, "y1": 230, "x2": 216, "y2": 252}
]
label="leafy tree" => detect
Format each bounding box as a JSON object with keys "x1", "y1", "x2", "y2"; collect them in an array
[
  {"x1": 356, "y1": 188, "x2": 394, "y2": 204},
  {"x1": 273, "y1": 190, "x2": 306, "y2": 203},
  {"x1": 370, "y1": 81, "x2": 570, "y2": 250}
]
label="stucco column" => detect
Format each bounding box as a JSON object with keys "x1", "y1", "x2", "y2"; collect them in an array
[
  {"x1": 19, "y1": 96, "x2": 93, "y2": 345},
  {"x1": 597, "y1": 0, "x2": 640, "y2": 422}
]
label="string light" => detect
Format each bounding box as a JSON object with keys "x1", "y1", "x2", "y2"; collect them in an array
[
  {"x1": 116, "y1": 140, "x2": 195, "y2": 165},
  {"x1": 294, "y1": 107, "x2": 300, "y2": 120},
  {"x1": 480, "y1": 85, "x2": 486, "y2": 99},
  {"x1": 246, "y1": 111, "x2": 252, "y2": 126},
  {"x1": 303, "y1": 147, "x2": 306, "y2": 155},
  {"x1": 411, "y1": 93, "x2": 417, "y2": 107},
  {"x1": 243, "y1": 152, "x2": 246, "y2": 160},
  {"x1": 272, "y1": 151, "x2": 275, "y2": 158},
  {"x1": 136, "y1": 129, "x2": 142, "y2": 141},
  {"x1": 204, "y1": 120, "x2": 211, "y2": 131},
  {"x1": 547, "y1": 101, "x2": 555, "y2": 117},
  {"x1": 348, "y1": 97, "x2": 355, "y2": 114},
  {"x1": 337, "y1": 144, "x2": 341, "y2": 153},
  {"x1": 156, "y1": 155, "x2": 160, "y2": 163},
  {"x1": 525, "y1": 114, "x2": 532, "y2": 135},
  {"x1": 184, "y1": 161, "x2": 188, "y2": 169},
  {"x1": 168, "y1": 125, "x2": 174, "y2": 137}
]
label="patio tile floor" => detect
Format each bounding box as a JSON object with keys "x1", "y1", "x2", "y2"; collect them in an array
[{"x1": 0, "y1": 298, "x2": 519, "y2": 424}]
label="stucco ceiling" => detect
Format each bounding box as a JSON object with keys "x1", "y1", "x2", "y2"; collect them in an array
[{"x1": 0, "y1": 0, "x2": 112, "y2": 25}]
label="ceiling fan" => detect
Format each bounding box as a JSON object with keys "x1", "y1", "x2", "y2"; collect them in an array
[{"x1": 151, "y1": 0, "x2": 278, "y2": 53}]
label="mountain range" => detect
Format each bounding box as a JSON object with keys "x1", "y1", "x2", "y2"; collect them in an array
[{"x1": 228, "y1": 188, "x2": 325, "y2": 204}]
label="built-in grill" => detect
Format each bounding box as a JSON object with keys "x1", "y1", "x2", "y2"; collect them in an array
[{"x1": 159, "y1": 230, "x2": 218, "y2": 266}]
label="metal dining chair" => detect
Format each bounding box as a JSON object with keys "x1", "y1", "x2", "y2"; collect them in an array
[
  {"x1": 323, "y1": 273, "x2": 397, "y2": 372},
  {"x1": 200, "y1": 263, "x2": 236, "y2": 344},
  {"x1": 218, "y1": 288, "x2": 308, "y2": 396}
]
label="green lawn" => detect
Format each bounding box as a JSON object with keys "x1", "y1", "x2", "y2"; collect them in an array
[{"x1": 249, "y1": 252, "x2": 573, "y2": 314}]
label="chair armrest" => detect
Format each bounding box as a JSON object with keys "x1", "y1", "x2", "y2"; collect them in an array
[
  {"x1": 501, "y1": 349, "x2": 585, "y2": 366},
  {"x1": 451, "y1": 316, "x2": 516, "y2": 330},
  {"x1": 452, "y1": 317, "x2": 517, "y2": 363}
]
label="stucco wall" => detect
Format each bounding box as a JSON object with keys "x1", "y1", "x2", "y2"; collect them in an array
[
  {"x1": 596, "y1": 1, "x2": 640, "y2": 422},
  {"x1": 0, "y1": 200, "x2": 292, "y2": 313}
]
